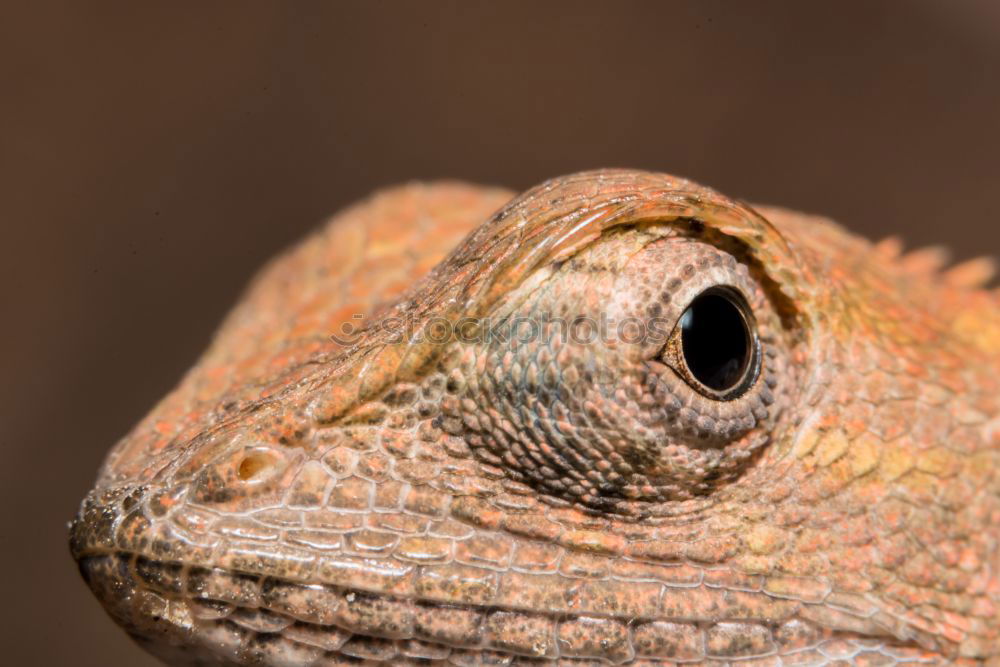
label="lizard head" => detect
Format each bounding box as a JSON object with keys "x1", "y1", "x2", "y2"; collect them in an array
[{"x1": 71, "y1": 170, "x2": 1000, "y2": 664}]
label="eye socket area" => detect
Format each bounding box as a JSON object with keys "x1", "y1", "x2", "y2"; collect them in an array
[{"x1": 661, "y1": 286, "x2": 761, "y2": 401}]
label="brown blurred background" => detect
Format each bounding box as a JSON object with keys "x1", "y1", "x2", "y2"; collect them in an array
[{"x1": 2, "y1": 1, "x2": 999, "y2": 664}]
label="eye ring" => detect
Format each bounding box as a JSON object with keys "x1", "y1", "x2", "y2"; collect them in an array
[{"x1": 661, "y1": 285, "x2": 761, "y2": 401}]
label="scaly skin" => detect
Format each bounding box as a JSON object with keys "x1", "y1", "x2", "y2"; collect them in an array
[{"x1": 71, "y1": 170, "x2": 1000, "y2": 665}]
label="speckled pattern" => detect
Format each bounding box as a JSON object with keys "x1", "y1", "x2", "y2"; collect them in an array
[{"x1": 71, "y1": 171, "x2": 1000, "y2": 665}]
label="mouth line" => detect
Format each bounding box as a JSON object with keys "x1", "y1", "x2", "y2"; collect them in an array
[
  {"x1": 76, "y1": 548, "x2": 933, "y2": 666},
  {"x1": 71, "y1": 484, "x2": 946, "y2": 664}
]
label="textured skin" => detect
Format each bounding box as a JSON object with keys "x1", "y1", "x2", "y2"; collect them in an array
[{"x1": 70, "y1": 170, "x2": 1000, "y2": 666}]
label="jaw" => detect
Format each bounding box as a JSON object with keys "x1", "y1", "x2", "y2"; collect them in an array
[
  {"x1": 76, "y1": 558, "x2": 946, "y2": 667},
  {"x1": 72, "y1": 484, "x2": 951, "y2": 666}
]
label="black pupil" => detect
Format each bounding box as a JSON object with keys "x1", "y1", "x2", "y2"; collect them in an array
[{"x1": 680, "y1": 290, "x2": 751, "y2": 392}]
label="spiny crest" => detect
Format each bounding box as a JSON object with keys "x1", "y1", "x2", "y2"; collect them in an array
[{"x1": 877, "y1": 235, "x2": 997, "y2": 290}]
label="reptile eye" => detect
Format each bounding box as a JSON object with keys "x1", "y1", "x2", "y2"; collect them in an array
[
  {"x1": 451, "y1": 233, "x2": 783, "y2": 511},
  {"x1": 665, "y1": 286, "x2": 760, "y2": 400}
]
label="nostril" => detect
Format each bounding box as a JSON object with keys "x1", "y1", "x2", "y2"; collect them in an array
[
  {"x1": 191, "y1": 444, "x2": 289, "y2": 505},
  {"x1": 237, "y1": 452, "x2": 273, "y2": 481}
]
